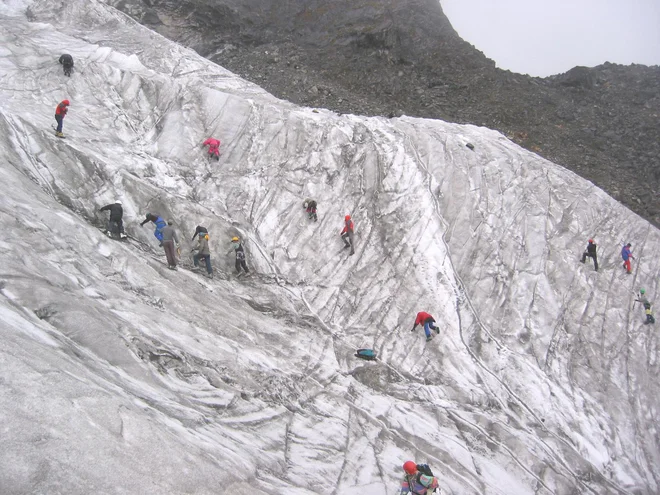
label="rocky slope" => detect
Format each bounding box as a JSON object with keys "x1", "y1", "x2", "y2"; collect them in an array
[{"x1": 109, "y1": 0, "x2": 660, "y2": 227}]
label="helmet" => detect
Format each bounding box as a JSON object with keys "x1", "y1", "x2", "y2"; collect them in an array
[
  {"x1": 62, "y1": 99, "x2": 70, "y2": 105},
  {"x1": 640, "y1": 289, "x2": 646, "y2": 295},
  {"x1": 115, "y1": 200, "x2": 122, "y2": 205},
  {"x1": 231, "y1": 236, "x2": 239, "y2": 242},
  {"x1": 403, "y1": 461, "x2": 417, "y2": 475},
  {"x1": 627, "y1": 243, "x2": 632, "y2": 247},
  {"x1": 588, "y1": 239, "x2": 593, "y2": 243},
  {"x1": 145, "y1": 213, "x2": 152, "y2": 220},
  {"x1": 345, "y1": 215, "x2": 351, "y2": 221}
]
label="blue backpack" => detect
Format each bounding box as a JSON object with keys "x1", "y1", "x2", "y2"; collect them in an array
[{"x1": 355, "y1": 348, "x2": 377, "y2": 361}]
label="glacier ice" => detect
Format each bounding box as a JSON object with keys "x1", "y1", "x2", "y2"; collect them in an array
[{"x1": 0, "y1": 0, "x2": 658, "y2": 494}]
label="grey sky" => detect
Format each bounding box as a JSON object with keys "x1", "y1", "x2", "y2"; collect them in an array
[{"x1": 440, "y1": 0, "x2": 660, "y2": 77}]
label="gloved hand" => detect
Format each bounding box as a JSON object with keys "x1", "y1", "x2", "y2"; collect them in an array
[{"x1": 411, "y1": 327, "x2": 416, "y2": 332}]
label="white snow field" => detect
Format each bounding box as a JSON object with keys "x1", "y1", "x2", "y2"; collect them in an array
[{"x1": 0, "y1": 0, "x2": 659, "y2": 494}]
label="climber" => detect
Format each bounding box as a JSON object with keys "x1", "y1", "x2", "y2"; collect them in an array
[
  {"x1": 191, "y1": 231, "x2": 213, "y2": 278},
  {"x1": 191, "y1": 225, "x2": 208, "y2": 241},
  {"x1": 412, "y1": 311, "x2": 440, "y2": 342},
  {"x1": 140, "y1": 213, "x2": 167, "y2": 245},
  {"x1": 399, "y1": 461, "x2": 440, "y2": 495},
  {"x1": 161, "y1": 221, "x2": 180, "y2": 270},
  {"x1": 54, "y1": 99, "x2": 69, "y2": 138},
  {"x1": 99, "y1": 200, "x2": 126, "y2": 238},
  {"x1": 621, "y1": 243, "x2": 634, "y2": 274},
  {"x1": 229, "y1": 236, "x2": 249, "y2": 275},
  {"x1": 58, "y1": 54, "x2": 74, "y2": 76},
  {"x1": 202, "y1": 137, "x2": 221, "y2": 161},
  {"x1": 303, "y1": 198, "x2": 318, "y2": 222},
  {"x1": 636, "y1": 289, "x2": 655, "y2": 324},
  {"x1": 341, "y1": 214, "x2": 355, "y2": 255},
  {"x1": 580, "y1": 239, "x2": 598, "y2": 271}
]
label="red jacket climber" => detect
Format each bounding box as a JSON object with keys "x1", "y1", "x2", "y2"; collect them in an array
[
  {"x1": 55, "y1": 100, "x2": 69, "y2": 116},
  {"x1": 341, "y1": 216, "x2": 354, "y2": 234},
  {"x1": 414, "y1": 312, "x2": 433, "y2": 326},
  {"x1": 412, "y1": 312, "x2": 440, "y2": 342},
  {"x1": 341, "y1": 215, "x2": 355, "y2": 255},
  {"x1": 54, "y1": 99, "x2": 70, "y2": 137},
  {"x1": 203, "y1": 137, "x2": 221, "y2": 160}
]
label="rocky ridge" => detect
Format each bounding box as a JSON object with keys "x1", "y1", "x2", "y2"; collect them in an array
[{"x1": 110, "y1": 0, "x2": 660, "y2": 226}]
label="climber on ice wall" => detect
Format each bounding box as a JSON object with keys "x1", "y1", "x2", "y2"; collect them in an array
[
  {"x1": 580, "y1": 239, "x2": 598, "y2": 271},
  {"x1": 341, "y1": 214, "x2": 355, "y2": 255},
  {"x1": 99, "y1": 200, "x2": 126, "y2": 238},
  {"x1": 203, "y1": 137, "x2": 221, "y2": 161},
  {"x1": 140, "y1": 213, "x2": 167, "y2": 245},
  {"x1": 621, "y1": 243, "x2": 634, "y2": 274},
  {"x1": 399, "y1": 461, "x2": 440, "y2": 494},
  {"x1": 412, "y1": 311, "x2": 440, "y2": 342}
]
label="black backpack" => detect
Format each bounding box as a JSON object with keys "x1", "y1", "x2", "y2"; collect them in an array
[{"x1": 416, "y1": 464, "x2": 434, "y2": 476}]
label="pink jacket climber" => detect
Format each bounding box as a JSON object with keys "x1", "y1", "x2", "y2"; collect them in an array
[{"x1": 203, "y1": 137, "x2": 221, "y2": 160}]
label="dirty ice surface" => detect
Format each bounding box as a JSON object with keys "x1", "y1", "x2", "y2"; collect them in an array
[{"x1": 0, "y1": 0, "x2": 659, "y2": 494}]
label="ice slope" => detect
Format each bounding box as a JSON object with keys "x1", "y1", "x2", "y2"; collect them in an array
[{"x1": 0, "y1": 0, "x2": 658, "y2": 494}]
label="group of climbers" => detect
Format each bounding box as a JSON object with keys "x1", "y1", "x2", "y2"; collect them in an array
[
  {"x1": 580, "y1": 239, "x2": 653, "y2": 324},
  {"x1": 67, "y1": 48, "x2": 435, "y2": 491},
  {"x1": 581, "y1": 238, "x2": 636, "y2": 275},
  {"x1": 99, "y1": 204, "x2": 253, "y2": 280},
  {"x1": 98, "y1": 193, "x2": 360, "y2": 285},
  {"x1": 53, "y1": 54, "x2": 74, "y2": 137},
  {"x1": 60, "y1": 45, "x2": 660, "y2": 493}
]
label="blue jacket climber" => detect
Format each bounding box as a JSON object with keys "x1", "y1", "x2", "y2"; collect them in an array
[{"x1": 140, "y1": 213, "x2": 167, "y2": 242}]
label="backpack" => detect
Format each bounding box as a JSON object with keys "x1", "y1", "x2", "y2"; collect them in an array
[
  {"x1": 415, "y1": 465, "x2": 438, "y2": 494},
  {"x1": 417, "y1": 464, "x2": 433, "y2": 477},
  {"x1": 355, "y1": 348, "x2": 377, "y2": 361}
]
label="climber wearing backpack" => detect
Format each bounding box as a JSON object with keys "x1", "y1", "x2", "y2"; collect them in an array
[
  {"x1": 202, "y1": 137, "x2": 221, "y2": 161},
  {"x1": 191, "y1": 225, "x2": 208, "y2": 241},
  {"x1": 580, "y1": 239, "x2": 598, "y2": 271},
  {"x1": 412, "y1": 311, "x2": 441, "y2": 342},
  {"x1": 58, "y1": 54, "x2": 74, "y2": 76},
  {"x1": 229, "y1": 236, "x2": 249, "y2": 275},
  {"x1": 191, "y1": 231, "x2": 213, "y2": 278},
  {"x1": 621, "y1": 243, "x2": 634, "y2": 274},
  {"x1": 636, "y1": 289, "x2": 655, "y2": 324},
  {"x1": 400, "y1": 461, "x2": 440, "y2": 495},
  {"x1": 99, "y1": 200, "x2": 126, "y2": 238},
  {"x1": 341, "y1": 214, "x2": 355, "y2": 255},
  {"x1": 140, "y1": 213, "x2": 167, "y2": 245}
]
